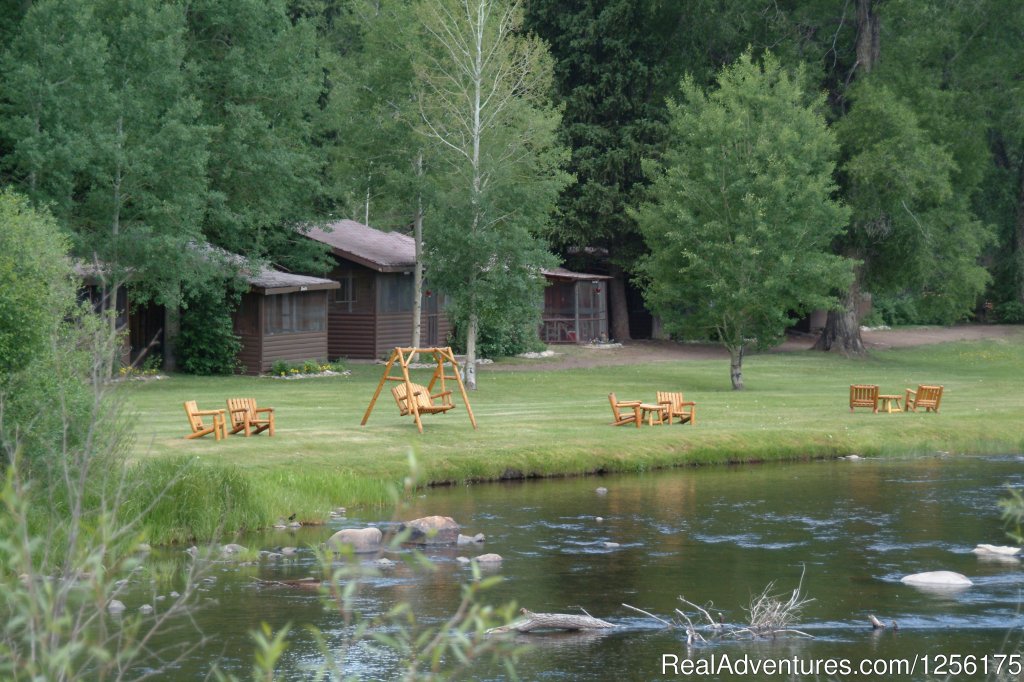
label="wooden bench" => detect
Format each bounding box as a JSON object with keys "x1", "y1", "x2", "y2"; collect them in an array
[
  {"x1": 184, "y1": 400, "x2": 226, "y2": 441},
  {"x1": 391, "y1": 382, "x2": 455, "y2": 417},
  {"x1": 226, "y1": 397, "x2": 275, "y2": 436},
  {"x1": 905, "y1": 385, "x2": 943, "y2": 413},
  {"x1": 608, "y1": 393, "x2": 642, "y2": 428},
  {"x1": 656, "y1": 391, "x2": 697, "y2": 425},
  {"x1": 849, "y1": 384, "x2": 879, "y2": 413}
]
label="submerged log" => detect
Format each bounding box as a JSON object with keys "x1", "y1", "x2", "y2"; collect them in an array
[
  {"x1": 254, "y1": 577, "x2": 322, "y2": 590},
  {"x1": 487, "y1": 608, "x2": 616, "y2": 634}
]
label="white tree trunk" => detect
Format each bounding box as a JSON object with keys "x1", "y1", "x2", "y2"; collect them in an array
[
  {"x1": 729, "y1": 345, "x2": 745, "y2": 391},
  {"x1": 412, "y1": 156, "x2": 424, "y2": 349},
  {"x1": 465, "y1": 311, "x2": 478, "y2": 390}
]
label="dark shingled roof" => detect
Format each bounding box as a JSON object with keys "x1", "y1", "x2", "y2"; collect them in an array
[
  {"x1": 74, "y1": 251, "x2": 337, "y2": 295},
  {"x1": 306, "y1": 220, "x2": 416, "y2": 272},
  {"x1": 541, "y1": 267, "x2": 612, "y2": 281},
  {"x1": 247, "y1": 265, "x2": 338, "y2": 295}
]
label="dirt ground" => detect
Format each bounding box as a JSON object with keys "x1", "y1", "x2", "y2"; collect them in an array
[{"x1": 483, "y1": 324, "x2": 1024, "y2": 372}]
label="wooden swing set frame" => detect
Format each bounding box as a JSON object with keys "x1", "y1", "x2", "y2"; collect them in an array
[{"x1": 361, "y1": 347, "x2": 477, "y2": 433}]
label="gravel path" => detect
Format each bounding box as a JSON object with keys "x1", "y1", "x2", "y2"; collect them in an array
[{"x1": 482, "y1": 324, "x2": 1024, "y2": 372}]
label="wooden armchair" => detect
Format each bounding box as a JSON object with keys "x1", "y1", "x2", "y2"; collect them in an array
[
  {"x1": 226, "y1": 398, "x2": 275, "y2": 436},
  {"x1": 849, "y1": 384, "x2": 879, "y2": 413},
  {"x1": 391, "y1": 382, "x2": 455, "y2": 417},
  {"x1": 656, "y1": 391, "x2": 697, "y2": 425},
  {"x1": 905, "y1": 385, "x2": 943, "y2": 413},
  {"x1": 184, "y1": 401, "x2": 227, "y2": 441},
  {"x1": 608, "y1": 393, "x2": 642, "y2": 428}
]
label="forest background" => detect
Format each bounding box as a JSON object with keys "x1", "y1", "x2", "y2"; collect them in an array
[{"x1": 2, "y1": 0, "x2": 1022, "y2": 376}]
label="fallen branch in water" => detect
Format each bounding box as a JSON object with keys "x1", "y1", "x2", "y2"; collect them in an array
[
  {"x1": 737, "y1": 566, "x2": 814, "y2": 639},
  {"x1": 625, "y1": 566, "x2": 815, "y2": 642},
  {"x1": 487, "y1": 608, "x2": 616, "y2": 634}
]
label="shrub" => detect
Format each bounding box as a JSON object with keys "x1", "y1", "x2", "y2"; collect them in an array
[
  {"x1": 994, "y1": 300, "x2": 1024, "y2": 324},
  {"x1": 0, "y1": 190, "x2": 75, "y2": 377},
  {"x1": 869, "y1": 294, "x2": 921, "y2": 326},
  {"x1": 1, "y1": 266, "x2": 208, "y2": 679},
  {"x1": 267, "y1": 359, "x2": 340, "y2": 377},
  {"x1": 0, "y1": 190, "x2": 98, "y2": 473},
  {"x1": 452, "y1": 317, "x2": 545, "y2": 358},
  {"x1": 178, "y1": 282, "x2": 243, "y2": 375}
]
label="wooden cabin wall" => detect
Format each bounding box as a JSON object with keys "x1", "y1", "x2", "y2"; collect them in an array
[
  {"x1": 322, "y1": 261, "x2": 453, "y2": 360},
  {"x1": 258, "y1": 290, "x2": 330, "y2": 372},
  {"x1": 326, "y1": 263, "x2": 376, "y2": 359},
  {"x1": 233, "y1": 292, "x2": 263, "y2": 375},
  {"x1": 129, "y1": 300, "x2": 165, "y2": 366},
  {"x1": 260, "y1": 331, "x2": 328, "y2": 372}
]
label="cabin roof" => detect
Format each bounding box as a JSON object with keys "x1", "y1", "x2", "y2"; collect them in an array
[
  {"x1": 247, "y1": 266, "x2": 339, "y2": 295},
  {"x1": 306, "y1": 220, "x2": 416, "y2": 273},
  {"x1": 541, "y1": 267, "x2": 612, "y2": 282}
]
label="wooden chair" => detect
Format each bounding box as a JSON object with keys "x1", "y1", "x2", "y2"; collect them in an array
[
  {"x1": 608, "y1": 393, "x2": 642, "y2": 428},
  {"x1": 849, "y1": 385, "x2": 879, "y2": 413},
  {"x1": 226, "y1": 398, "x2": 275, "y2": 436},
  {"x1": 905, "y1": 385, "x2": 943, "y2": 413},
  {"x1": 391, "y1": 382, "x2": 455, "y2": 417},
  {"x1": 656, "y1": 391, "x2": 697, "y2": 425},
  {"x1": 184, "y1": 401, "x2": 227, "y2": 441}
]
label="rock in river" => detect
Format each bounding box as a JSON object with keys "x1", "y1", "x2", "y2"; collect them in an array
[
  {"x1": 901, "y1": 571, "x2": 972, "y2": 587},
  {"x1": 328, "y1": 527, "x2": 383, "y2": 552},
  {"x1": 401, "y1": 516, "x2": 461, "y2": 545}
]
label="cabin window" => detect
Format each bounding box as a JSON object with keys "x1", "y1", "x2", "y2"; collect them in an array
[
  {"x1": 333, "y1": 275, "x2": 355, "y2": 312},
  {"x1": 264, "y1": 292, "x2": 326, "y2": 335},
  {"x1": 377, "y1": 275, "x2": 414, "y2": 313}
]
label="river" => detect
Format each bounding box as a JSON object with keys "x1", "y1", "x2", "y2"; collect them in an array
[{"x1": 132, "y1": 454, "x2": 1024, "y2": 680}]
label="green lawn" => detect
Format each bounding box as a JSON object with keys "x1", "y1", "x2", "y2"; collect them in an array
[{"x1": 125, "y1": 334, "x2": 1024, "y2": 544}]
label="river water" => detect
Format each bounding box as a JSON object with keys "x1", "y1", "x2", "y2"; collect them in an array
[{"x1": 135, "y1": 455, "x2": 1024, "y2": 680}]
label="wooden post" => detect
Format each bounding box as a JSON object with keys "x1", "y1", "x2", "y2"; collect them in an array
[
  {"x1": 361, "y1": 348, "x2": 398, "y2": 425},
  {"x1": 398, "y1": 348, "x2": 424, "y2": 433},
  {"x1": 443, "y1": 347, "x2": 477, "y2": 429}
]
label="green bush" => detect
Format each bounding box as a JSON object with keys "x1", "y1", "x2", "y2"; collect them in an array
[
  {"x1": 452, "y1": 317, "x2": 545, "y2": 358},
  {"x1": 178, "y1": 283, "x2": 243, "y2": 375},
  {"x1": 0, "y1": 190, "x2": 75, "y2": 377},
  {"x1": 267, "y1": 358, "x2": 341, "y2": 377},
  {"x1": 994, "y1": 300, "x2": 1024, "y2": 324},
  {"x1": 869, "y1": 294, "x2": 921, "y2": 326},
  {"x1": 0, "y1": 190, "x2": 99, "y2": 474}
]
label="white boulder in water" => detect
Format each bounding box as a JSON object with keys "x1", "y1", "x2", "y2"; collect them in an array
[
  {"x1": 972, "y1": 544, "x2": 1020, "y2": 556},
  {"x1": 328, "y1": 527, "x2": 383, "y2": 552},
  {"x1": 901, "y1": 571, "x2": 973, "y2": 587}
]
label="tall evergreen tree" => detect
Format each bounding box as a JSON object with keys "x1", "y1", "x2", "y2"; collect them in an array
[{"x1": 524, "y1": 0, "x2": 681, "y2": 340}]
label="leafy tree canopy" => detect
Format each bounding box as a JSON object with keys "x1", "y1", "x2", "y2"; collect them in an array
[{"x1": 638, "y1": 52, "x2": 853, "y2": 389}]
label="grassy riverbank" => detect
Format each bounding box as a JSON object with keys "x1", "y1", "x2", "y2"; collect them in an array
[{"x1": 125, "y1": 335, "x2": 1024, "y2": 544}]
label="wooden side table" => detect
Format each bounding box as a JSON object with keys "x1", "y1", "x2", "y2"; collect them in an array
[
  {"x1": 638, "y1": 403, "x2": 667, "y2": 425},
  {"x1": 878, "y1": 394, "x2": 902, "y2": 413}
]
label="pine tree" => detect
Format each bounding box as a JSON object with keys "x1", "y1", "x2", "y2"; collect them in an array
[{"x1": 524, "y1": 0, "x2": 680, "y2": 340}]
